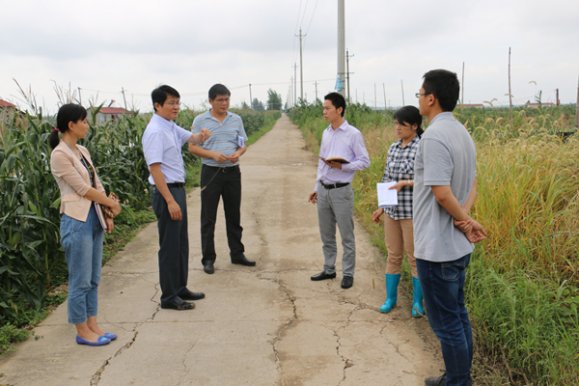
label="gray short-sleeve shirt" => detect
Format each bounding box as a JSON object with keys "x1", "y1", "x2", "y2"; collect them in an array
[
  {"x1": 192, "y1": 111, "x2": 247, "y2": 167},
  {"x1": 413, "y1": 112, "x2": 476, "y2": 262}
]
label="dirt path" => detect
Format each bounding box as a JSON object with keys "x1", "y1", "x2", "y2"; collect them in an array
[{"x1": 0, "y1": 115, "x2": 440, "y2": 386}]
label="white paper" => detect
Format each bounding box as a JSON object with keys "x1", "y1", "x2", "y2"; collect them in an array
[
  {"x1": 237, "y1": 135, "x2": 245, "y2": 148},
  {"x1": 377, "y1": 182, "x2": 398, "y2": 207}
]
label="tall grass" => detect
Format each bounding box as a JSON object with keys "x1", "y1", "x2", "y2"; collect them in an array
[{"x1": 289, "y1": 104, "x2": 578, "y2": 385}]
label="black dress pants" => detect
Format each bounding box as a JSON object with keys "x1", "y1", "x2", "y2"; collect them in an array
[
  {"x1": 152, "y1": 185, "x2": 188, "y2": 303},
  {"x1": 200, "y1": 165, "x2": 244, "y2": 264}
]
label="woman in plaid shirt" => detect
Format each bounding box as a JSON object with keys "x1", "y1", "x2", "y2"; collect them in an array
[{"x1": 372, "y1": 106, "x2": 424, "y2": 317}]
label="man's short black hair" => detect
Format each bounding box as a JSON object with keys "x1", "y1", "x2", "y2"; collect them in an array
[
  {"x1": 151, "y1": 85, "x2": 180, "y2": 111},
  {"x1": 208, "y1": 84, "x2": 231, "y2": 100},
  {"x1": 324, "y1": 92, "x2": 346, "y2": 117},
  {"x1": 422, "y1": 69, "x2": 460, "y2": 112}
]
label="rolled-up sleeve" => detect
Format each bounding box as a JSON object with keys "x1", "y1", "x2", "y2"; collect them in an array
[
  {"x1": 143, "y1": 131, "x2": 164, "y2": 166},
  {"x1": 342, "y1": 131, "x2": 370, "y2": 171}
]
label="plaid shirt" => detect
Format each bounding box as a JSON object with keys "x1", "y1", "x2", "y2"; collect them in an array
[{"x1": 381, "y1": 136, "x2": 421, "y2": 220}]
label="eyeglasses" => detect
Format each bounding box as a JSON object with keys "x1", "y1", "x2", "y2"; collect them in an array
[{"x1": 415, "y1": 92, "x2": 430, "y2": 98}]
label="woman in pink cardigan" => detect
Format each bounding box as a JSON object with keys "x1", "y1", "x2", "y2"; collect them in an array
[{"x1": 49, "y1": 104, "x2": 122, "y2": 347}]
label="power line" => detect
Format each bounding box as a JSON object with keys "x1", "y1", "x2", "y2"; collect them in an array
[
  {"x1": 299, "y1": 0, "x2": 310, "y2": 30},
  {"x1": 303, "y1": 0, "x2": 319, "y2": 36}
]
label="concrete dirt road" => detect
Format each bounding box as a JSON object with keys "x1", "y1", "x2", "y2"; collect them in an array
[{"x1": 0, "y1": 115, "x2": 441, "y2": 386}]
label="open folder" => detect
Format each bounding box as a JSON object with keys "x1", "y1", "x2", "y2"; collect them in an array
[
  {"x1": 320, "y1": 156, "x2": 350, "y2": 164},
  {"x1": 377, "y1": 182, "x2": 398, "y2": 207}
]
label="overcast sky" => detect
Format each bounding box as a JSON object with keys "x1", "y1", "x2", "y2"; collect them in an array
[{"x1": 1, "y1": 0, "x2": 578, "y2": 114}]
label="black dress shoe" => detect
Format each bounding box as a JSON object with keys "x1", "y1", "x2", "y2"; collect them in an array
[
  {"x1": 161, "y1": 300, "x2": 195, "y2": 311},
  {"x1": 203, "y1": 261, "x2": 215, "y2": 274},
  {"x1": 231, "y1": 255, "x2": 256, "y2": 266},
  {"x1": 310, "y1": 271, "x2": 337, "y2": 281},
  {"x1": 179, "y1": 289, "x2": 205, "y2": 301},
  {"x1": 341, "y1": 276, "x2": 354, "y2": 289}
]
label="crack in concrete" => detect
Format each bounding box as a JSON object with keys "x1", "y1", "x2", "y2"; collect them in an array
[
  {"x1": 174, "y1": 339, "x2": 198, "y2": 386},
  {"x1": 257, "y1": 274, "x2": 298, "y2": 385},
  {"x1": 89, "y1": 283, "x2": 162, "y2": 385},
  {"x1": 328, "y1": 292, "x2": 379, "y2": 386},
  {"x1": 89, "y1": 330, "x2": 140, "y2": 386},
  {"x1": 331, "y1": 324, "x2": 353, "y2": 386}
]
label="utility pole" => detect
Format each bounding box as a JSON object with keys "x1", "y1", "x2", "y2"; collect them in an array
[
  {"x1": 336, "y1": 0, "x2": 346, "y2": 96},
  {"x1": 346, "y1": 49, "x2": 354, "y2": 102},
  {"x1": 461, "y1": 62, "x2": 465, "y2": 106},
  {"x1": 508, "y1": 47, "x2": 513, "y2": 109},
  {"x1": 575, "y1": 74, "x2": 578, "y2": 128},
  {"x1": 400, "y1": 80, "x2": 405, "y2": 106},
  {"x1": 293, "y1": 63, "x2": 297, "y2": 105},
  {"x1": 555, "y1": 88, "x2": 560, "y2": 106},
  {"x1": 296, "y1": 29, "x2": 306, "y2": 102},
  {"x1": 314, "y1": 81, "x2": 319, "y2": 102},
  {"x1": 77, "y1": 87, "x2": 82, "y2": 105},
  {"x1": 374, "y1": 83, "x2": 377, "y2": 109},
  {"x1": 121, "y1": 87, "x2": 127, "y2": 109},
  {"x1": 249, "y1": 83, "x2": 253, "y2": 109},
  {"x1": 382, "y1": 83, "x2": 387, "y2": 110}
]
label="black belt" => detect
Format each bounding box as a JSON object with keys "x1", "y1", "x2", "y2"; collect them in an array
[
  {"x1": 202, "y1": 164, "x2": 239, "y2": 172},
  {"x1": 321, "y1": 182, "x2": 349, "y2": 190},
  {"x1": 166, "y1": 182, "x2": 185, "y2": 188}
]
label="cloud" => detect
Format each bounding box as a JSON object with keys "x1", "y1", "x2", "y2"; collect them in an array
[{"x1": 1, "y1": 0, "x2": 577, "y2": 111}]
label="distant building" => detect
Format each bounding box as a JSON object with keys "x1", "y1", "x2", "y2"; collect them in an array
[
  {"x1": 0, "y1": 98, "x2": 20, "y2": 135},
  {"x1": 525, "y1": 101, "x2": 555, "y2": 109},
  {"x1": 457, "y1": 103, "x2": 484, "y2": 109},
  {"x1": 0, "y1": 98, "x2": 17, "y2": 109},
  {"x1": 93, "y1": 106, "x2": 131, "y2": 124}
]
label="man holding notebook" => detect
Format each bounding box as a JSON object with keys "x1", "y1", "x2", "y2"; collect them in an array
[{"x1": 308, "y1": 92, "x2": 370, "y2": 289}]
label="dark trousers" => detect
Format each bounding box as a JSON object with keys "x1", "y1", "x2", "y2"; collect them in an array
[
  {"x1": 200, "y1": 164, "x2": 244, "y2": 264},
  {"x1": 417, "y1": 254, "x2": 473, "y2": 386},
  {"x1": 152, "y1": 186, "x2": 188, "y2": 303}
]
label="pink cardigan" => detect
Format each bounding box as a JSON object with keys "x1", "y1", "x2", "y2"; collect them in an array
[{"x1": 50, "y1": 141, "x2": 105, "y2": 222}]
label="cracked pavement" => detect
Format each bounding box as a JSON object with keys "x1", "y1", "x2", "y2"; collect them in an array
[{"x1": 0, "y1": 115, "x2": 440, "y2": 386}]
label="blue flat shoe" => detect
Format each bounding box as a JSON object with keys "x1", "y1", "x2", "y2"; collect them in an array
[
  {"x1": 103, "y1": 332, "x2": 117, "y2": 341},
  {"x1": 76, "y1": 335, "x2": 111, "y2": 347}
]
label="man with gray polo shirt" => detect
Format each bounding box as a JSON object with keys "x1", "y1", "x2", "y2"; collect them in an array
[
  {"x1": 189, "y1": 84, "x2": 255, "y2": 275},
  {"x1": 142, "y1": 85, "x2": 209, "y2": 311},
  {"x1": 414, "y1": 70, "x2": 487, "y2": 386},
  {"x1": 308, "y1": 92, "x2": 370, "y2": 289}
]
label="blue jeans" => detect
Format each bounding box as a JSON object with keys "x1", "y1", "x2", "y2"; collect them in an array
[
  {"x1": 417, "y1": 254, "x2": 473, "y2": 386},
  {"x1": 60, "y1": 206, "x2": 104, "y2": 324}
]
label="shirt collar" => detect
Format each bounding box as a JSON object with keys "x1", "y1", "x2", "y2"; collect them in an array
[
  {"x1": 327, "y1": 119, "x2": 349, "y2": 132},
  {"x1": 152, "y1": 113, "x2": 175, "y2": 129},
  {"x1": 429, "y1": 111, "x2": 454, "y2": 125},
  {"x1": 208, "y1": 110, "x2": 232, "y2": 122},
  {"x1": 396, "y1": 135, "x2": 420, "y2": 148}
]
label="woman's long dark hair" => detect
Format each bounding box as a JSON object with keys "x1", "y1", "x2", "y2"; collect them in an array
[
  {"x1": 49, "y1": 104, "x2": 88, "y2": 149},
  {"x1": 394, "y1": 105, "x2": 423, "y2": 137}
]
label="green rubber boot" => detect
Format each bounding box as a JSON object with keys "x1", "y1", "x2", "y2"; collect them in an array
[
  {"x1": 411, "y1": 276, "x2": 425, "y2": 318},
  {"x1": 379, "y1": 274, "x2": 401, "y2": 313}
]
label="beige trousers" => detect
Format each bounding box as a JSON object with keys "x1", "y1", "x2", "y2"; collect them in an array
[{"x1": 384, "y1": 216, "x2": 417, "y2": 276}]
